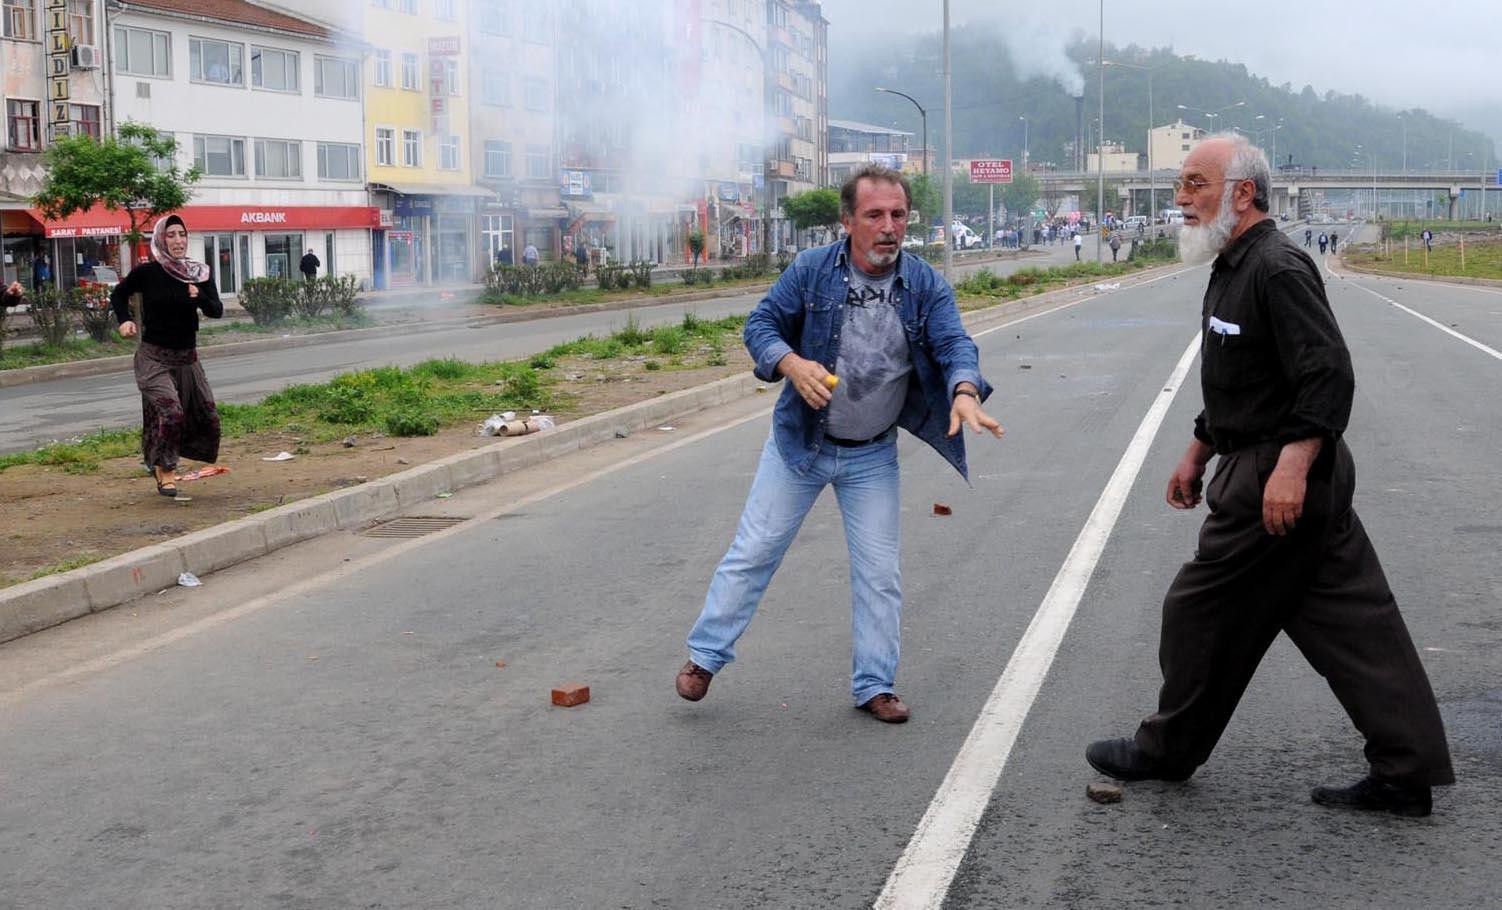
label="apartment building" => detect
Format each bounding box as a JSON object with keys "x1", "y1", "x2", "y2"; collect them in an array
[
  {"x1": 1149, "y1": 119, "x2": 1206, "y2": 173},
  {"x1": 827, "y1": 118, "x2": 912, "y2": 186},
  {"x1": 468, "y1": 0, "x2": 559, "y2": 265},
  {"x1": 88, "y1": 0, "x2": 376, "y2": 294},
  {"x1": 699, "y1": 0, "x2": 767, "y2": 259},
  {"x1": 764, "y1": 0, "x2": 825, "y2": 250},
  {"x1": 1, "y1": 0, "x2": 111, "y2": 287}
]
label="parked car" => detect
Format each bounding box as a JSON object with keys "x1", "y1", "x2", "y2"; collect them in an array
[
  {"x1": 950, "y1": 224, "x2": 983, "y2": 250},
  {"x1": 76, "y1": 265, "x2": 120, "y2": 293}
]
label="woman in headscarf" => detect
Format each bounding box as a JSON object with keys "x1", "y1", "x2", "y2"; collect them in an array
[{"x1": 110, "y1": 215, "x2": 223, "y2": 497}]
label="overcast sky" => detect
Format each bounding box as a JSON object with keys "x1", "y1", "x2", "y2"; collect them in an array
[{"x1": 819, "y1": 1, "x2": 1502, "y2": 146}]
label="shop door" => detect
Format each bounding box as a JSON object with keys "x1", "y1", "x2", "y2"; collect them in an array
[{"x1": 202, "y1": 234, "x2": 238, "y2": 295}]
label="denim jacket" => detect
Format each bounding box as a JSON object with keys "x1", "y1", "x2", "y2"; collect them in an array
[{"x1": 744, "y1": 240, "x2": 992, "y2": 479}]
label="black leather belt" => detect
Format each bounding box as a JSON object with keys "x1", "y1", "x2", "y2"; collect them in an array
[{"x1": 824, "y1": 427, "x2": 893, "y2": 448}]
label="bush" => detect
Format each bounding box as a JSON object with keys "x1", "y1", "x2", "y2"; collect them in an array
[
  {"x1": 628, "y1": 259, "x2": 655, "y2": 289},
  {"x1": 650, "y1": 325, "x2": 686, "y2": 355},
  {"x1": 28, "y1": 285, "x2": 76, "y2": 346},
  {"x1": 327, "y1": 275, "x2": 363, "y2": 317},
  {"x1": 681, "y1": 267, "x2": 717, "y2": 286},
  {"x1": 384, "y1": 408, "x2": 439, "y2": 437},
  {"x1": 501, "y1": 364, "x2": 542, "y2": 401},
  {"x1": 239, "y1": 277, "x2": 295, "y2": 325},
  {"x1": 294, "y1": 277, "x2": 329, "y2": 319},
  {"x1": 319, "y1": 385, "x2": 375, "y2": 424},
  {"x1": 483, "y1": 262, "x2": 581, "y2": 299},
  {"x1": 595, "y1": 263, "x2": 628, "y2": 291},
  {"x1": 1129, "y1": 237, "x2": 1177, "y2": 262},
  {"x1": 73, "y1": 287, "x2": 115, "y2": 343},
  {"x1": 615, "y1": 315, "x2": 650, "y2": 346}
]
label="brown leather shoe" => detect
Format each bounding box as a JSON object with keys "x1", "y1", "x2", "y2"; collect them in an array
[
  {"x1": 858, "y1": 693, "x2": 910, "y2": 723},
  {"x1": 675, "y1": 661, "x2": 714, "y2": 701}
]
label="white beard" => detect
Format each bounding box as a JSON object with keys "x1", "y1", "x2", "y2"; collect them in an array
[
  {"x1": 1178, "y1": 193, "x2": 1240, "y2": 264},
  {"x1": 867, "y1": 248, "x2": 899, "y2": 269}
]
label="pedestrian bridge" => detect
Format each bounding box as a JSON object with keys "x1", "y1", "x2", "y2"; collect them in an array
[{"x1": 1038, "y1": 170, "x2": 1498, "y2": 219}]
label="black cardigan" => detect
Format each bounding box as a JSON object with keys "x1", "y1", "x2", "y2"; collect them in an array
[{"x1": 110, "y1": 261, "x2": 223, "y2": 350}]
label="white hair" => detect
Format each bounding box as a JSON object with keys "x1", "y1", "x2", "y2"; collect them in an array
[{"x1": 1207, "y1": 131, "x2": 1271, "y2": 212}]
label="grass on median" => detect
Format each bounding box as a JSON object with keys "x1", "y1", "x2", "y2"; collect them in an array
[
  {"x1": 954, "y1": 249, "x2": 1178, "y2": 307},
  {"x1": 1344, "y1": 240, "x2": 1502, "y2": 281},
  {"x1": 1, "y1": 312, "x2": 749, "y2": 474}
]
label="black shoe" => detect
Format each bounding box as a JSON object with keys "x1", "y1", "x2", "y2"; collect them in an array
[
  {"x1": 1085, "y1": 737, "x2": 1193, "y2": 782},
  {"x1": 1311, "y1": 776, "x2": 1432, "y2": 818}
]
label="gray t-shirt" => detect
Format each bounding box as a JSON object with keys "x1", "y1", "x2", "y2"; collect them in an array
[{"x1": 825, "y1": 263, "x2": 912, "y2": 440}]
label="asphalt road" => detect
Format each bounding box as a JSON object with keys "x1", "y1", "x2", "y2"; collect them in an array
[
  {"x1": 2, "y1": 239, "x2": 1497, "y2": 908},
  {"x1": 0, "y1": 244, "x2": 1079, "y2": 456}
]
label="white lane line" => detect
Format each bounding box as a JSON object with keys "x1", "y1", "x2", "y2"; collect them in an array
[
  {"x1": 1346, "y1": 281, "x2": 1502, "y2": 363},
  {"x1": 875, "y1": 331, "x2": 1202, "y2": 910}
]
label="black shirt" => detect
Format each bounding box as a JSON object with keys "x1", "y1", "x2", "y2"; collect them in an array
[
  {"x1": 110, "y1": 261, "x2": 223, "y2": 350},
  {"x1": 1193, "y1": 218, "x2": 1354, "y2": 454}
]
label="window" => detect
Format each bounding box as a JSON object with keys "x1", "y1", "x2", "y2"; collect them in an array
[
  {"x1": 190, "y1": 37, "x2": 244, "y2": 85},
  {"x1": 444, "y1": 58, "x2": 459, "y2": 95},
  {"x1": 1181, "y1": 144, "x2": 1191, "y2": 151},
  {"x1": 401, "y1": 129, "x2": 421, "y2": 166},
  {"x1": 522, "y1": 8, "x2": 547, "y2": 42},
  {"x1": 484, "y1": 140, "x2": 510, "y2": 177},
  {"x1": 264, "y1": 233, "x2": 304, "y2": 279},
  {"x1": 254, "y1": 139, "x2": 302, "y2": 179},
  {"x1": 3, "y1": 0, "x2": 34, "y2": 40},
  {"x1": 481, "y1": 68, "x2": 509, "y2": 106},
  {"x1": 6, "y1": 99, "x2": 40, "y2": 152},
  {"x1": 477, "y1": 0, "x2": 507, "y2": 34},
  {"x1": 397, "y1": 0, "x2": 415, "y2": 12},
  {"x1": 523, "y1": 78, "x2": 547, "y2": 111},
  {"x1": 434, "y1": 0, "x2": 454, "y2": 18},
  {"x1": 114, "y1": 26, "x2": 170, "y2": 76},
  {"x1": 438, "y1": 135, "x2": 460, "y2": 170},
  {"x1": 525, "y1": 144, "x2": 549, "y2": 180},
  {"x1": 373, "y1": 49, "x2": 391, "y2": 87},
  {"x1": 314, "y1": 56, "x2": 359, "y2": 99},
  {"x1": 66, "y1": 0, "x2": 92, "y2": 45},
  {"x1": 400, "y1": 52, "x2": 419, "y2": 90},
  {"x1": 371, "y1": 0, "x2": 390, "y2": 8},
  {"x1": 482, "y1": 214, "x2": 513, "y2": 262},
  {"x1": 251, "y1": 46, "x2": 299, "y2": 91},
  {"x1": 68, "y1": 104, "x2": 101, "y2": 138},
  {"x1": 317, "y1": 142, "x2": 361, "y2": 180},
  {"x1": 193, "y1": 135, "x2": 246, "y2": 176},
  {"x1": 375, "y1": 127, "x2": 394, "y2": 166}
]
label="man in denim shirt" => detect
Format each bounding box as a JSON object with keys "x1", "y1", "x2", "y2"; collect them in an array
[{"x1": 675, "y1": 165, "x2": 1003, "y2": 723}]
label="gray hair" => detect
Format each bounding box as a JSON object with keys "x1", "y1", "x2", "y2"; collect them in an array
[
  {"x1": 1208, "y1": 131, "x2": 1271, "y2": 213},
  {"x1": 839, "y1": 164, "x2": 912, "y2": 220}
]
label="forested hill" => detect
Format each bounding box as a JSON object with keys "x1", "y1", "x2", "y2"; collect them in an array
[{"x1": 830, "y1": 24, "x2": 1496, "y2": 173}]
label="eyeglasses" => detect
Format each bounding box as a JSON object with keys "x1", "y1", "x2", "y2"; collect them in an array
[{"x1": 1172, "y1": 175, "x2": 1252, "y2": 193}]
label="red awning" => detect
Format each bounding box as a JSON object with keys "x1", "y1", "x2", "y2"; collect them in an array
[
  {"x1": 30, "y1": 204, "x2": 383, "y2": 238},
  {"x1": 29, "y1": 207, "x2": 130, "y2": 238}
]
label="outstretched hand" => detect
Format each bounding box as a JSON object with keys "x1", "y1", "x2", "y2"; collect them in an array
[{"x1": 946, "y1": 393, "x2": 1004, "y2": 439}]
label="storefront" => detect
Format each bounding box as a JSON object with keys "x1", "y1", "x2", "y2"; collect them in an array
[
  {"x1": 23, "y1": 204, "x2": 380, "y2": 294},
  {"x1": 370, "y1": 184, "x2": 497, "y2": 287}
]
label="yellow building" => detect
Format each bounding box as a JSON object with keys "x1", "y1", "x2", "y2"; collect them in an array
[{"x1": 358, "y1": 0, "x2": 489, "y2": 286}]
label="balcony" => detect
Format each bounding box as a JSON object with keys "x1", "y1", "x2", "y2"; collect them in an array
[
  {"x1": 776, "y1": 116, "x2": 797, "y2": 137},
  {"x1": 766, "y1": 159, "x2": 797, "y2": 179}
]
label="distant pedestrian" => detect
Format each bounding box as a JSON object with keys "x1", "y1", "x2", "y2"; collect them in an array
[
  {"x1": 1073, "y1": 230, "x2": 1083, "y2": 261},
  {"x1": 1109, "y1": 233, "x2": 1122, "y2": 262},
  {"x1": 1421, "y1": 229, "x2": 1433, "y2": 252},
  {"x1": 496, "y1": 245, "x2": 513, "y2": 267},
  {"x1": 110, "y1": 215, "x2": 223, "y2": 499},
  {"x1": 1304, "y1": 228, "x2": 1313, "y2": 248},
  {"x1": 1318, "y1": 233, "x2": 1328, "y2": 254},
  {"x1": 522, "y1": 242, "x2": 539, "y2": 267},
  {"x1": 32, "y1": 252, "x2": 50, "y2": 288},
  {"x1": 299, "y1": 248, "x2": 320, "y2": 281},
  {"x1": 575, "y1": 238, "x2": 589, "y2": 276},
  {"x1": 1329, "y1": 231, "x2": 1338, "y2": 254}
]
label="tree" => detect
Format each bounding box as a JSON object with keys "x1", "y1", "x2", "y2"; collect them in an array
[
  {"x1": 907, "y1": 173, "x2": 941, "y2": 227},
  {"x1": 999, "y1": 173, "x2": 1042, "y2": 221},
  {"x1": 781, "y1": 188, "x2": 841, "y2": 232},
  {"x1": 32, "y1": 121, "x2": 201, "y2": 251}
]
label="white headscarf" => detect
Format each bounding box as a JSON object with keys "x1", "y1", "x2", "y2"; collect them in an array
[{"x1": 150, "y1": 215, "x2": 212, "y2": 284}]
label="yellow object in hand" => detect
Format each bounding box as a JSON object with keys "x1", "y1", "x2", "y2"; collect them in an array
[{"x1": 823, "y1": 374, "x2": 840, "y2": 390}]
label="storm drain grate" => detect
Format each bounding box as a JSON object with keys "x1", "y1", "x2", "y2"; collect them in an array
[{"x1": 363, "y1": 516, "x2": 469, "y2": 538}]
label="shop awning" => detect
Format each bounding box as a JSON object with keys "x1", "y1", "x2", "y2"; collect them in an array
[
  {"x1": 28, "y1": 206, "x2": 130, "y2": 238},
  {"x1": 26, "y1": 204, "x2": 382, "y2": 237},
  {"x1": 368, "y1": 182, "x2": 499, "y2": 199},
  {"x1": 527, "y1": 207, "x2": 570, "y2": 219}
]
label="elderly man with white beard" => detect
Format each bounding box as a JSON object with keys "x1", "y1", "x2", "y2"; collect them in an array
[{"x1": 1085, "y1": 134, "x2": 1454, "y2": 816}]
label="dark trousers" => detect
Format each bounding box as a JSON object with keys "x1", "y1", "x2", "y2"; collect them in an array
[{"x1": 1134, "y1": 440, "x2": 1454, "y2": 786}]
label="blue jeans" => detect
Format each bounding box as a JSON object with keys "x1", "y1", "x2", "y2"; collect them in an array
[{"x1": 686, "y1": 431, "x2": 902, "y2": 705}]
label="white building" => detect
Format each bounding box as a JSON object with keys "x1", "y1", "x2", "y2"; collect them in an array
[
  {"x1": 86, "y1": 0, "x2": 375, "y2": 294},
  {"x1": 1086, "y1": 142, "x2": 1141, "y2": 174},
  {"x1": 1149, "y1": 119, "x2": 1206, "y2": 173}
]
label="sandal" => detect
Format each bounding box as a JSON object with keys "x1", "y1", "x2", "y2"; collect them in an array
[{"x1": 155, "y1": 477, "x2": 177, "y2": 498}]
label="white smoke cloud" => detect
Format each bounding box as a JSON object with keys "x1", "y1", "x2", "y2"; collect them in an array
[{"x1": 999, "y1": 15, "x2": 1086, "y2": 98}]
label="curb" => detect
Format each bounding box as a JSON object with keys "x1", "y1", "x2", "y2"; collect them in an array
[
  {"x1": 0, "y1": 256, "x2": 1165, "y2": 644},
  {"x1": 1334, "y1": 259, "x2": 1502, "y2": 288}
]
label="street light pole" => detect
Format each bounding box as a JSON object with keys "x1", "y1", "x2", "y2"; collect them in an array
[
  {"x1": 1096, "y1": 0, "x2": 1104, "y2": 262},
  {"x1": 942, "y1": 0, "x2": 953, "y2": 278},
  {"x1": 875, "y1": 87, "x2": 927, "y2": 177},
  {"x1": 1018, "y1": 115, "x2": 1028, "y2": 173}
]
